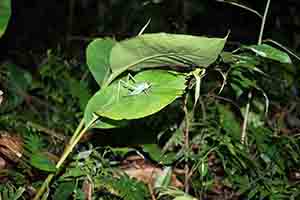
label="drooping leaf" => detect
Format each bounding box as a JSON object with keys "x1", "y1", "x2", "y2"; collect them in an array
[
  {"x1": 86, "y1": 38, "x2": 116, "y2": 86},
  {"x1": 105, "y1": 33, "x2": 227, "y2": 86},
  {"x1": 0, "y1": 0, "x2": 11, "y2": 38},
  {"x1": 244, "y1": 44, "x2": 292, "y2": 64},
  {"x1": 88, "y1": 70, "x2": 187, "y2": 121}
]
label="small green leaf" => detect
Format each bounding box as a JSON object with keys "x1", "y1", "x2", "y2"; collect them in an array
[
  {"x1": 30, "y1": 153, "x2": 56, "y2": 172},
  {"x1": 143, "y1": 144, "x2": 176, "y2": 164},
  {"x1": 61, "y1": 167, "x2": 86, "y2": 179},
  {"x1": 0, "y1": 0, "x2": 11, "y2": 38},
  {"x1": 154, "y1": 167, "x2": 172, "y2": 189},
  {"x1": 86, "y1": 38, "x2": 116, "y2": 86},
  {"x1": 52, "y1": 181, "x2": 76, "y2": 200},
  {"x1": 244, "y1": 44, "x2": 292, "y2": 64}
]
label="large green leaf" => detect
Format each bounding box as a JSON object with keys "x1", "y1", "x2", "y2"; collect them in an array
[
  {"x1": 244, "y1": 44, "x2": 292, "y2": 64},
  {"x1": 104, "y1": 33, "x2": 227, "y2": 86},
  {"x1": 84, "y1": 70, "x2": 187, "y2": 125},
  {"x1": 0, "y1": 0, "x2": 11, "y2": 38},
  {"x1": 86, "y1": 38, "x2": 116, "y2": 86},
  {"x1": 97, "y1": 70, "x2": 186, "y2": 120}
]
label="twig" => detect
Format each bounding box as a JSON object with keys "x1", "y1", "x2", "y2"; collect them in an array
[
  {"x1": 216, "y1": 0, "x2": 263, "y2": 19},
  {"x1": 258, "y1": 0, "x2": 271, "y2": 45},
  {"x1": 183, "y1": 94, "x2": 190, "y2": 193},
  {"x1": 241, "y1": 91, "x2": 252, "y2": 145},
  {"x1": 148, "y1": 183, "x2": 157, "y2": 200}
]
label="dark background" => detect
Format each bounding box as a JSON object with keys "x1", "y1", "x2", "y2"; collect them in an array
[{"x1": 0, "y1": 0, "x2": 299, "y2": 68}]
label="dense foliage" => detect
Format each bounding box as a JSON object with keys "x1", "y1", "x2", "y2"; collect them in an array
[{"x1": 0, "y1": 0, "x2": 300, "y2": 200}]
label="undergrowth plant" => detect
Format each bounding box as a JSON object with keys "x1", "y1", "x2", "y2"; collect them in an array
[{"x1": 6, "y1": 0, "x2": 296, "y2": 199}]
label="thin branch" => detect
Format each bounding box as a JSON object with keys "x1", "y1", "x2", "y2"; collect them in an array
[
  {"x1": 258, "y1": 0, "x2": 271, "y2": 45},
  {"x1": 216, "y1": 0, "x2": 263, "y2": 19},
  {"x1": 183, "y1": 94, "x2": 190, "y2": 193}
]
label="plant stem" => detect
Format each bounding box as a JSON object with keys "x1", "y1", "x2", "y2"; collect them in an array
[
  {"x1": 183, "y1": 94, "x2": 190, "y2": 193},
  {"x1": 258, "y1": 0, "x2": 271, "y2": 45},
  {"x1": 69, "y1": 118, "x2": 85, "y2": 144},
  {"x1": 216, "y1": 0, "x2": 263, "y2": 19},
  {"x1": 241, "y1": 0, "x2": 271, "y2": 145},
  {"x1": 241, "y1": 91, "x2": 252, "y2": 145},
  {"x1": 33, "y1": 117, "x2": 97, "y2": 200}
]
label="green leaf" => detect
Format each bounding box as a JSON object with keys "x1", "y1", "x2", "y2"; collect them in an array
[
  {"x1": 143, "y1": 144, "x2": 176, "y2": 164},
  {"x1": 30, "y1": 153, "x2": 56, "y2": 172},
  {"x1": 52, "y1": 181, "x2": 76, "y2": 200},
  {"x1": 173, "y1": 196, "x2": 197, "y2": 200},
  {"x1": 0, "y1": 0, "x2": 11, "y2": 38},
  {"x1": 105, "y1": 33, "x2": 227, "y2": 86},
  {"x1": 61, "y1": 167, "x2": 86, "y2": 179},
  {"x1": 83, "y1": 86, "x2": 129, "y2": 129},
  {"x1": 86, "y1": 38, "x2": 116, "y2": 86},
  {"x1": 12, "y1": 187, "x2": 25, "y2": 200},
  {"x1": 244, "y1": 44, "x2": 292, "y2": 64},
  {"x1": 89, "y1": 70, "x2": 187, "y2": 121}
]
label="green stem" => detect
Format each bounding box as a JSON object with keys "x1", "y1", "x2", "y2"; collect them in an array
[
  {"x1": 33, "y1": 117, "x2": 97, "y2": 200},
  {"x1": 258, "y1": 0, "x2": 271, "y2": 45},
  {"x1": 241, "y1": 91, "x2": 252, "y2": 145},
  {"x1": 69, "y1": 119, "x2": 85, "y2": 145}
]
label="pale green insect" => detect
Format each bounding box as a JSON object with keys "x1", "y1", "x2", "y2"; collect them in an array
[{"x1": 117, "y1": 74, "x2": 152, "y2": 99}]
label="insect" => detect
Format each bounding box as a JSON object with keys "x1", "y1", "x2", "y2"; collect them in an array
[{"x1": 117, "y1": 74, "x2": 152, "y2": 99}]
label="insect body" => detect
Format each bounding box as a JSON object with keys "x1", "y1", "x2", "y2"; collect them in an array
[
  {"x1": 117, "y1": 74, "x2": 152, "y2": 100},
  {"x1": 128, "y1": 82, "x2": 151, "y2": 96}
]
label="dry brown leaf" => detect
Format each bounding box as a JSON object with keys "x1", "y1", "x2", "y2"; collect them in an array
[{"x1": 0, "y1": 132, "x2": 23, "y2": 162}]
